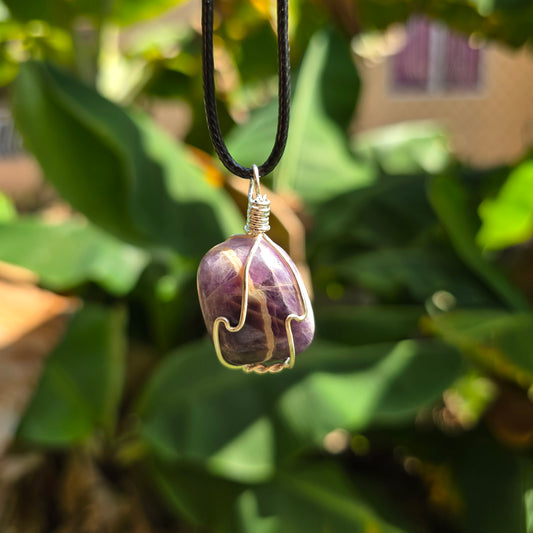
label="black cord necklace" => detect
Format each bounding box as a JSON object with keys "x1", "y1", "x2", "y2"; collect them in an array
[
  {"x1": 201, "y1": 0, "x2": 291, "y2": 178},
  {"x1": 197, "y1": 0, "x2": 315, "y2": 374}
]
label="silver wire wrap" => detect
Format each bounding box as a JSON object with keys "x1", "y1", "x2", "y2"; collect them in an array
[
  {"x1": 211, "y1": 165, "x2": 310, "y2": 374},
  {"x1": 244, "y1": 165, "x2": 271, "y2": 235}
]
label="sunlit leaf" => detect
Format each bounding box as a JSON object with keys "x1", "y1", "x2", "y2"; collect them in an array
[
  {"x1": 478, "y1": 160, "x2": 533, "y2": 250},
  {"x1": 138, "y1": 339, "x2": 276, "y2": 483},
  {"x1": 4, "y1": 0, "x2": 186, "y2": 26},
  {"x1": 12, "y1": 61, "x2": 242, "y2": 257},
  {"x1": 0, "y1": 218, "x2": 149, "y2": 295},
  {"x1": 227, "y1": 29, "x2": 373, "y2": 203},
  {"x1": 353, "y1": 121, "x2": 451, "y2": 175},
  {"x1": 0, "y1": 191, "x2": 16, "y2": 222},
  {"x1": 277, "y1": 339, "x2": 463, "y2": 443},
  {"x1": 138, "y1": 337, "x2": 462, "y2": 482},
  {"x1": 277, "y1": 29, "x2": 372, "y2": 202},
  {"x1": 428, "y1": 175, "x2": 529, "y2": 311},
  {"x1": 426, "y1": 309, "x2": 533, "y2": 386},
  {"x1": 111, "y1": 0, "x2": 187, "y2": 25}
]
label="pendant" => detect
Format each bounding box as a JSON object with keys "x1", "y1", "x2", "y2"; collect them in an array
[{"x1": 197, "y1": 167, "x2": 314, "y2": 373}]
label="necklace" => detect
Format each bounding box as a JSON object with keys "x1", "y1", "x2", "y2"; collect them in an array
[{"x1": 197, "y1": 0, "x2": 314, "y2": 374}]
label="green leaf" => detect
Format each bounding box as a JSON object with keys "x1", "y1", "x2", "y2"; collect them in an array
[
  {"x1": 470, "y1": 0, "x2": 532, "y2": 16},
  {"x1": 150, "y1": 461, "x2": 414, "y2": 533},
  {"x1": 352, "y1": 121, "x2": 451, "y2": 176},
  {"x1": 400, "y1": 427, "x2": 532, "y2": 533},
  {"x1": 138, "y1": 339, "x2": 276, "y2": 483},
  {"x1": 428, "y1": 175, "x2": 529, "y2": 311},
  {"x1": 0, "y1": 191, "x2": 16, "y2": 222},
  {"x1": 138, "y1": 337, "x2": 462, "y2": 482},
  {"x1": 451, "y1": 431, "x2": 532, "y2": 533},
  {"x1": 149, "y1": 461, "x2": 245, "y2": 531},
  {"x1": 356, "y1": 0, "x2": 412, "y2": 30},
  {"x1": 242, "y1": 464, "x2": 412, "y2": 533},
  {"x1": 477, "y1": 160, "x2": 533, "y2": 250},
  {"x1": 111, "y1": 0, "x2": 187, "y2": 25},
  {"x1": 316, "y1": 305, "x2": 424, "y2": 346},
  {"x1": 426, "y1": 309, "x2": 533, "y2": 386},
  {"x1": 0, "y1": 218, "x2": 149, "y2": 295},
  {"x1": 336, "y1": 247, "x2": 497, "y2": 306},
  {"x1": 277, "y1": 29, "x2": 372, "y2": 202},
  {"x1": 227, "y1": 29, "x2": 373, "y2": 204},
  {"x1": 225, "y1": 100, "x2": 280, "y2": 175},
  {"x1": 308, "y1": 175, "x2": 438, "y2": 258},
  {"x1": 18, "y1": 304, "x2": 126, "y2": 446},
  {"x1": 138, "y1": 259, "x2": 205, "y2": 352},
  {"x1": 3, "y1": 0, "x2": 108, "y2": 26},
  {"x1": 4, "y1": 0, "x2": 185, "y2": 26},
  {"x1": 525, "y1": 461, "x2": 533, "y2": 533},
  {"x1": 355, "y1": 0, "x2": 533, "y2": 48},
  {"x1": 229, "y1": 19, "x2": 279, "y2": 86},
  {"x1": 12, "y1": 61, "x2": 242, "y2": 257},
  {"x1": 277, "y1": 339, "x2": 463, "y2": 443},
  {"x1": 130, "y1": 111, "x2": 243, "y2": 247}
]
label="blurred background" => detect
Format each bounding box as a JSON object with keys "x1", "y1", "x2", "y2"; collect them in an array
[{"x1": 0, "y1": 0, "x2": 532, "y2": 532}]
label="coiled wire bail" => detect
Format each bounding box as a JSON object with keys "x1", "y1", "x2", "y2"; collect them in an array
[{"x1": 244, "y1": 165, "x2": 271, "y2": 235}]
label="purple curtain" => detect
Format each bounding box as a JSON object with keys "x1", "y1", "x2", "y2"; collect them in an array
[
  {"x1": 445, "y1": 32, "x2": 480, "y2": 89},
  {"x1": 392, "y1": 17, "x2": 430, "y2": 90},
  {"x1": 393, "y1": 16, "x2": 480, "y2": 92}
]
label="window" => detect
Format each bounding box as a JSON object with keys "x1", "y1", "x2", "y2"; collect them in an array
[
  {"x1": 0, "y1": 110, "x2": 23, "y2": 157},
  {"x1": 392, "y1": 17, "x2": 481, "y2": 93}
]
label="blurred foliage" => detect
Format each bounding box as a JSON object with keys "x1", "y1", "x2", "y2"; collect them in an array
[
  {"x1": 355, "y1": 0, "x2": 533, "y2": 47},
  {"x1": 12, "y1": 60, "x2": 242, "y2": 253},
  {"x1": 0, "y1": 0, "x2": 532, "y2": 532},
  {"x1": 18, "y1": 304, "x2": 126, "y2": 446},
  {"x1": 0, "y1": 218, "x2": 149, "y2": 294},
  {"x1": 478, "y1": 160, "x2": 533, "y2": 250}
]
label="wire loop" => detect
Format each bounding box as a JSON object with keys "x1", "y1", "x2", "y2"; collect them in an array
[
  {"x1": 244, "y1": 165, "x2": 271, "y2": 235},
  {"x1": 202, "y1": 0, "x2": 291, "y2": 179}
]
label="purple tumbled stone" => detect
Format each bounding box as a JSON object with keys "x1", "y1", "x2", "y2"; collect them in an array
[{"x1": 197, "y1": 234, "x2": 315, "y2": 366}]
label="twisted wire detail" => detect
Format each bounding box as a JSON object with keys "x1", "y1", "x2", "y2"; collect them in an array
[{"x1": 244, "y1": 196, "x2": 271, "y2": 235}]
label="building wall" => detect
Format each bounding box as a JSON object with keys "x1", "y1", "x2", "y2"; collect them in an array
[{"x1": 355, "y1": 44, "x2": 533, "y2": 167}]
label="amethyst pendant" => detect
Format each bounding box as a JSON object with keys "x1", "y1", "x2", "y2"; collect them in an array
[{"x1": 197, "y1": 171, "x2": 314, "y2": 373}]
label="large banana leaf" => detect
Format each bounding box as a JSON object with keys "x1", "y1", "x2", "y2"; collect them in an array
[
  {"x1": 227, "y1": 29, "x2": 374, "y2": 204},
  {"x1": 12, "y1": 61, "x2": 242, "y2": 257},
  {"x1": 0, "y1": 218, "x2": 148, "y2": 295},
  {"x1": 138, "y1": 337, "x2": 463, "y2": 483}
]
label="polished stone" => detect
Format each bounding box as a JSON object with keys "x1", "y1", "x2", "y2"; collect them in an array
[{"x1": 197, "y1": 234, "x2": 314, "y2": 366}]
